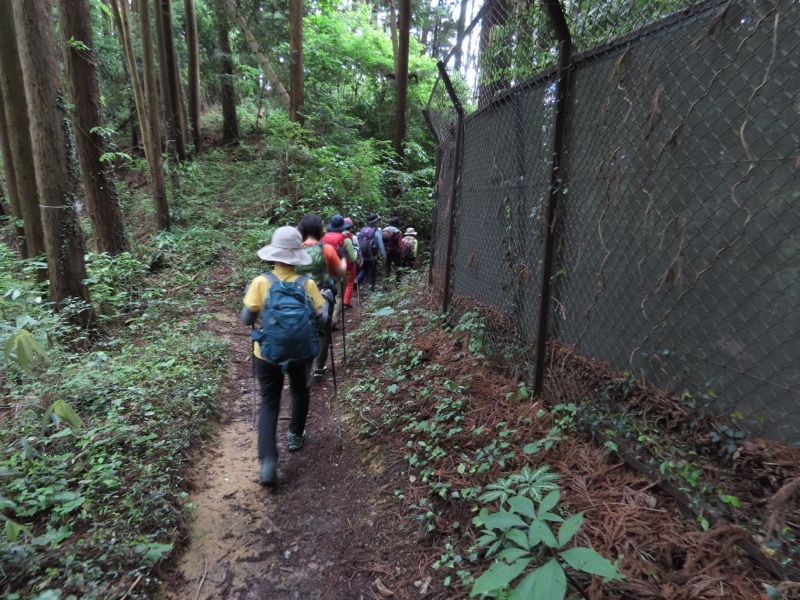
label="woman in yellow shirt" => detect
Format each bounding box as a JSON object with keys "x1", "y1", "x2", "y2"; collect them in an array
[{"x1": 241, "y1": 226, "x2": 326, "y2": 486}]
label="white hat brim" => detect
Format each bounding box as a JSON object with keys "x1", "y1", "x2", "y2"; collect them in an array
[{"x1": 257, "y1": 245, "x2": 312, "y2": 265}]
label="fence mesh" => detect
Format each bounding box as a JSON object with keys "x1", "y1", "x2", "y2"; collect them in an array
[{"x1": 427, "y1": 0, "x2": 800, "y2": 443}]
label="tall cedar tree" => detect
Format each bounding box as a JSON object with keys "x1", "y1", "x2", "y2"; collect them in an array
[
  {"x1": 0, "y1": 64, "x2": 27, "y2": 257},
  {"x1": 12, "y1": 0, "x2": 94, "y2": 328},
  {"x1": 289, "y1": 0, "x2": 304, "y2": 124},
  {"x1": 224, "y1": 0, "x2": 291, "y2": 110},
  {"x1": 0, "y1": 2, "x2": 45, "y2": 259},
  {"x1": 215, "y1": 0, "x2": 239, "y2": 142},
  {"x1": 157, "y1": 0, "x2": 188, "y2": 161},
  {"x1": 59, "y1": 0, "x2": 129, "y2": 255},
  {"x1": 393, "y1": 0, "x2": 411, "y2": 160},
  {"x1": 185, "y1": 0, "x2": 202, "y2": 152}
]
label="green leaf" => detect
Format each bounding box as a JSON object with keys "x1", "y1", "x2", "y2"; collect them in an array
[
  {"x1": 528, "y1": 520, "x2": 558, "y2": 548},
  {"x1": 559, "y1": 547, "x2": 624, "y2": 580},
  {"x1": 5, "y1": 519, "x2": 24, "y2": 543},
  {"x1": 506, "y1": 527, "x2": 529, "y2": 550},
  {"x1": 481, "y1": 510, "x2": 527, "y2": 530},
  {"x1": 471, "y1": 557, "x2": 532, "y2": 595},
  {"x1": 508, "y1": 495, "x2": 535, "y2": 518},
  {"x1": 374, "y1": 307, "x2": 395, "y2": 317},
  {"x1": 50, "y1": 400, "x2": 83, "y2": 430},
  {"x1": 136, "y1": 542, "x2": 173, "y2": 565},
  {"x1": 508, "y1": 559, "x2": 566, "y2": 600},
  {"x1": 538, "y1": 489, "x2": 560, "y2": 515},
  {"x1": 557, "y1": 513, "x2": 584, "y2": 548},
  {"x1": 497, "y1": 547, "x2": 530, "y2": 563}
]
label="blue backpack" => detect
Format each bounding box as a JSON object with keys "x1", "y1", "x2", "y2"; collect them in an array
[{"x1": 252, "y1": 273, "x2": 319, "y2": 371}]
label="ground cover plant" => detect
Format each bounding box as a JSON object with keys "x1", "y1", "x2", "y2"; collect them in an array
[{"x1": 344, "y1": 276, "x2": 800, "y2": 599}]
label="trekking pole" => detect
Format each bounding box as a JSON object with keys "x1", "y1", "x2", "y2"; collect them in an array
[
  {"x1": 341, "y1": 297, "x2": 347, "y2": 370},
  {"x1": 250, "y1": 329, "x2": 257, "y2": 429},
  {"x1": 328, "y1": 340, "x2": 343, "y2": 448}
]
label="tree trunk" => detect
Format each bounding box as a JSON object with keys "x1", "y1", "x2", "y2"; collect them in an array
[
  {"x1": 0, "y1": 83, "x2": 28, "y2": 257},
  {"x1": 454, "y1": 0, "x2": 469, "y2": 71},
  {"x1": 224, "y1": 0, "x2": 291, "y2": 110},
  {"x1": 214, "y1": 0, "x2": 239, "y2": 143},
  {"x1": 59, "y1": 0, "x2": 129, "y2": 256},
  {"x1": 393, "y1": 0, "x2": 410, "y2": 160},
  {"x1": 12, "y1": 0, "x2": 94, "y2": 328},
  {"x1": 135, "y1": 0, "x2": 171, "y2": 229},
  {"x1": 185, "y1": 0, "x2": 202, "y2": 152},
  {"x1": 158, "y1": 0, "x2": 188, "y2": 161},
  {"x1": 387, "y1": 0, "x2": 399, "y2": 74},
  {"x1": 0, "y1": 1, "x2": 45, "y2": 259},
  {"x1": 289, "y1": 0, "x2": 304, "y2": 124}
]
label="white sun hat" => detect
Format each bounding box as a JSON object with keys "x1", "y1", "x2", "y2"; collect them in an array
[
  {"x1": 256, "y1": 226, "x2": 312, "y2": 265},
  {"x1": 405, "y1": 228, "x2": 417, "y2": 236}
]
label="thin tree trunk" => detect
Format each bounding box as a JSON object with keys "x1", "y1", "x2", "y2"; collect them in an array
[
  {"x1": 393, "y1": 0, "x2": 410, "y2": 160},
  {"x1": 59, "y1": 0, "x2": 129, "y2": 256},
  {"x1": 154, "y1": 0, "x2": 171, "y2": 141},
  {"x1": 138, "y1": 0, "x2": 170, "y2": 229},
  {"x1": 0, "y1": 84, "x2": 28, "y2": 257},
  {"x1": 289, "y1": 0, "x2": 304, "y2": 124},
  {"x1": 0, "y1": 1, "x2": 45, "y2": 259},
  {"x1": 224, "y1": 0, "x2": 290, "y2": 110},
  {"x1": 111, "y1": 0, "x2": 170, "y2": 230},
  {"x1": 12, "y1": 0, "x2": 94, "y2": 328},
  {"x1": 454, "y1": 0, "x2": 469, "y2": 71},
  {"x1": 387, "y1": 0, "x2": 399, "y2": 74},
  {"x1": 215, "y1": 0, "x2": 239, "y2": 142},
  {"x1": 158, "y1": 0, "x2": 187, "y2": 161},
  {"x1": 185, "y1": 0, "x2": 202, "y2": 152}
]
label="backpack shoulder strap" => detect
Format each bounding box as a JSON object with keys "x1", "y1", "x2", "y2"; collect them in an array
[{"x1": 265, "y1": 272, "x2": 279, "y2": 285}]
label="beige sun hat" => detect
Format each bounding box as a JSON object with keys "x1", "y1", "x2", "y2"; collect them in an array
[
  {"x1": 257, "y1": 226, "x2": 312, "y2": 265},
  {"x1": 405, "y1": 228, "x2": 417, "y2": 236}
]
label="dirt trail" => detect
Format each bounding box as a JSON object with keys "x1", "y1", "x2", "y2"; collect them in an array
[{"x1": 159, "y1": 307, "x2": 416, "y2": 599}]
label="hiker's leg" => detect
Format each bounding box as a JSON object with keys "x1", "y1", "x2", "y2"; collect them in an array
[
  {"x1": 331, "y1": 278, "x2": 344, "y2": 326},
  {"x1": 343, "y1": 262, "x2": 356, "y2": 306},
  {"x1": 287, "y1": 360, "x2": 312, "y2": 436},
  {"x1": 256, "y1": 357, "x2": 282, "y2": 462},
  {"x1": 365, "y1": 259, "x2": 377, "y2": 290},
  {"x1": 315, "y1": 317, "x2": 331, "y2": 371}
]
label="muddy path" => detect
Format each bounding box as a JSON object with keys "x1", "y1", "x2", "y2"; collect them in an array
[{"x1": 158, "y1": 300, "x2": 421, "y2": 600}]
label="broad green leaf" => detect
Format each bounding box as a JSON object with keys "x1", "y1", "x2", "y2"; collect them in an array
[
  {"x1": 528, "y1": 520, "x2": 558, "y2": 548},
  {"x1": 538, "y1": 490, "x2": 560, "y2": 515},
  {"x1": 557, "y1": 513, "x2": 584, "y2": 548},
  {"x1": 559, "y1": 547, "x2": 625, "y2": 580},
  {"x1": 506, "y1": 527, "x2": 529, "y2": 549},
  {"x1": 508, "y1": 559, "x2": 566, "y2": 600},
  {"x1": 471, "y1": 557, "x2": 532, "y2": 595},
  {"x1": 5, "y1": 519, "x2": 23, "y2": 542},
  {"x1": 51, "y1": 400, "x2": 83, "y2": 430},
  {"x1": 508, "y1": 495, "x2": 535, "y2": 518},
  {"x1": 137, "y1": 542, "x2": 173, "y2": 565},
  {"x1": 481, "y1": 510, "x2": 527, "y2": 530},
  {"x1": 497, "y1": 547, "x2": 530, "y2": 563},
  {"x1": 374, "y1": 307, "x2": 395, "y2": 317}
]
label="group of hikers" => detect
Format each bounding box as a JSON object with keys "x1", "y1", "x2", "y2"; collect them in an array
[{"x1": 240, "y1": 213, "x2": 419, "y2": 486}]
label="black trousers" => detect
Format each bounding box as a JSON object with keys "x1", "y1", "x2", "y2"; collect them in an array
[{"x1": 255, "y1": 356, "x2": 312, "y2": 462}]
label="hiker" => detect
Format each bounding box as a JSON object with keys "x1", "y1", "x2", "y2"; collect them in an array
[
  {"x1": 342, "y1": 217, "x2": 361, "y2": 309},
  {"x1": 382, "y1": 216, "x2": 404, "y2": 287},
  {"x1": 401, "y1": 227, "x2": 418, "y2": 269},
  {"x1": 321, "y1": 214, "x2": 358, "y2": 329},
  {"x1": 240, "y1": 226, "x2": 327, "y2": 486},
  {"x1": 356, "y1": 213, "x2": 386, "y2": 292},
  {"x1": 295, "y1": 213, "x2": 346, "y2": 379}
]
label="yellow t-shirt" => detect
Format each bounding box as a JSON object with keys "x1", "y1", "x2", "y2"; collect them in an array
[{"x1": 243, "y1": 264, "x2": 324, "y2": 360}]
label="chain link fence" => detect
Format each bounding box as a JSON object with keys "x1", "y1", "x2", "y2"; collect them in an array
[{"x1": 426, "y1": 0, "x2": 800, "y2": 443}]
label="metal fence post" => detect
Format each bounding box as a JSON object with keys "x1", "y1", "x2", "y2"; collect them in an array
[
  {"x1": 533, "y1": 0, "x2": 572, "y2": 400},
  {"x1": 437, "y1": 61, "x2": 465, "y2": 314}
]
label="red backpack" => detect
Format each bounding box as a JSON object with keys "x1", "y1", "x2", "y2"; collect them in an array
[
  {"x1": 381, "y1": 226, "x2": 403, "y2": 257},
  {"x1": 321, "y1": 231, "x2": 345, "y2": 258}
]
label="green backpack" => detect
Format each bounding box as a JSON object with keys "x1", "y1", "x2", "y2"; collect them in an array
[{"x1": 295, "y1": 242, "x2": 329, "y2": 290}]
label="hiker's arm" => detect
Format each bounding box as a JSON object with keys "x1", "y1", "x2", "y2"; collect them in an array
[
  {"x1": 375, "y1": 229, "x2": 386, "y2": 257},
  {"x1": 240, "y1": 306, "x2": 258, "y2": 326},
  {"x1": 324, "y1": 244, "x2": 347, "y2": 279}
]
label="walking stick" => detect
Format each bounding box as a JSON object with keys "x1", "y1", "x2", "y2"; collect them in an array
[
  {"x1": 250, "y1": 330, "x2": 257, "y2": 429},
  {"x1": 329, "y1": 339, "x2": 342, "y2": 448},
  {"x1": 341, "y1": 297, "x2": 347, "y2": 370}
]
